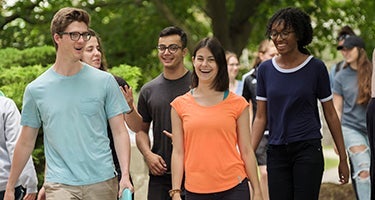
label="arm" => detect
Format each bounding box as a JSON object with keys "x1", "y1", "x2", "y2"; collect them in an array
[
  {"x1": 248, "y1": 100, "x2": 254, "y2": 130},
  {"x1": 251, "y1": 100, "x2": 267, "y2": 150},
  {"x1": 332, "y1": 93, "x2": 343, "y2": 121},
  {"x1": 136, "y1": 122, "x2": 167, "y2": 175},
  {"x1": 5, "y1": 126, "x2": 39, "y2": 200},
  {"x1": 321, "y1": 100, "x2": 349, "y2": 184},
  {"x1": 170, "y1": 108, "x2": 184, "y2": 200},
  {"x1": 120, "y1": 86, "x2": 143, "y2": 132},
  {"x1": 108, "y1": 114, "x2": 133, "y2": 196},
  {"x1": 237, "y1": 107, "x2": 263, "y2": 200}
]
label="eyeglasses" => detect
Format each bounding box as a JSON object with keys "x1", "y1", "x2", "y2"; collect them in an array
[
  {"x1": 59, "y1": 32, "x2": 91, "y2": 41},
  {"x1": 157, "y1": 44, "x2": 182, "y2": 54},
  {"x1": 270, "y1": 30, "x2": 294, "y2": 40},
  {"x1": 336, "y1": 34, "x2": 350, "y2": 42}
]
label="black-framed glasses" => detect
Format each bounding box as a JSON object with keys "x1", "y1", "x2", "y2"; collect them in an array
[
  {"x1": 59, "y1": 32, "x2": 91, "y2": 41},
  {"x1": 157, "y1": 44, "x2": 182, "y2": 54},
  {"x1": 270, "y1": 30, "x2": 294, "y2": 40}
]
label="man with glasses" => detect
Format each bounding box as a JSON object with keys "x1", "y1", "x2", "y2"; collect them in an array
[
  {"x1": 4, "y1": 7, "x2": 133, "y2": 200},
  {"x1": 136, "y1": 26, "x2": 191, "y2": 200}
]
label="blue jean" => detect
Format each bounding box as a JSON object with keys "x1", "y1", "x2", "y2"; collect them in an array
[
  {"x1": 267, "y1": 139, "x2": 324, "y2": 200},
  {"x1": 342, "y1": 126, "x2": 371, "y2": 200},
  {"x1": 185, "y1": 178, "x2": 249, "y2": 200}
]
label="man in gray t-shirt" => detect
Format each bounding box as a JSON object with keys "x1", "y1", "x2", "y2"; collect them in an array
[{"x1": 136, "y1": 26, "x2": 191, "y2": 200}]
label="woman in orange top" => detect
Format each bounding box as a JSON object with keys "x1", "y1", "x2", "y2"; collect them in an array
[{"x1": 170, "y1": 37, "x2": 262, "y2": 200}]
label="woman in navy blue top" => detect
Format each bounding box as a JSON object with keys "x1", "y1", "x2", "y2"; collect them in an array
[{"x1": 251, "y1": 7, "x2": 349, "y2": 200}]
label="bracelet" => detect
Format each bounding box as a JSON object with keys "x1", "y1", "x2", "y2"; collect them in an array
[
  {"x1": 168, "y1": 189, "x2": 181, "y2": 197},
  {"x1": 127, "y1": 107, "x2": 134, "y2": 114}
]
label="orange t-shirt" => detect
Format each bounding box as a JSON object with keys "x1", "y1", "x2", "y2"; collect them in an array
[{"x1": 171, "y1": 91, "x2": 248, "y2": 193}]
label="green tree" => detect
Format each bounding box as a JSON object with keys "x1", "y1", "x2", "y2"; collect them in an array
[{"x1": 1, "y1": 0, "x2": 375, "y2": 81}]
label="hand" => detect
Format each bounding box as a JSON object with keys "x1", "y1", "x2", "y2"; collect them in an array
[
  {"x1": 338, "y1": 159, "x2": 349, "y2": 184},
  {"x1": 23, "y1": 193, "x2": 37, "y2": 200},
  {"x1": 172, "y1": 195, "x2": 182, "y2": 200},
  {"x1": 120, "y1": 85, "x2": 134, "y2": 110},
  {"x1": 145, "y1": 152, "x2": 167, "y2": 175},
  {"x1": 251, "y1": 188, "x2": 263, "y2": 200},
  {"x1": 37, "y1": 186, "x2": 45, "y2": 200},
  {"x1": 163, "y1": 130, "x2": 172, "y2": 139},
  {"x1": 118, "y1": 176, "x2": 134, "y2": 198}
]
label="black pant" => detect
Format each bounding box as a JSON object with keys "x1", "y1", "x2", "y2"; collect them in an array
[
  {"x1": 0, "y1": 185, "x2": 24, "y2": 200},
  {"x1": 366, "y1": 98, "x2": 375, "y2": 200},
  {"x1": 267, "y1": 139, "x2": 324, "y2": 200},
  {"x1": 185, "y1": 178, "x2": 249, "y2": 200}
]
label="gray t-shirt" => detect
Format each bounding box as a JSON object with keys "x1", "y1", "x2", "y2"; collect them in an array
[
  {"x1": 137, "y1": 71, "x2": 191, "y2": 173},
  {"x1": 333, "y1": 66, "x2": 367, "y2": 133}
]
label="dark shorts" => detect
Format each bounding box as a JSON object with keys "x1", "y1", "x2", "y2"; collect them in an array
[
  {"x1": 255, "y1": 134, "x2": 268, "y2": 165},
  {"x1": 185, "y1": 178, "x2": 249, "y2": 200}
]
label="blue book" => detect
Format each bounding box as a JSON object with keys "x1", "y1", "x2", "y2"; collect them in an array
[{"x1": 119, "y1": 188, "x2": 132, "y2": 200}]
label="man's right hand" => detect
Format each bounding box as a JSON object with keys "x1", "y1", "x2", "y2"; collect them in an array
[{"x1": 145, "y1": 152, "x2": 167, "y2": 175}]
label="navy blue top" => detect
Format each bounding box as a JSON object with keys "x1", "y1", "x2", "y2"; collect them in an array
[{"x1": 256, "y1": 56, "x2": 332, "y2": 145}]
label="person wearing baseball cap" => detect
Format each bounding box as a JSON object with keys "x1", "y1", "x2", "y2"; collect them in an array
[
  {"x1": 332, "y1": 34, "x2": 372, "y2": 200},
  {"x1": 336, "y1": 35, "x2": 365, "y2": 50}
]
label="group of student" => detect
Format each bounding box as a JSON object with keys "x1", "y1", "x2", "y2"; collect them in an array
[{"x1": 2, "y1": 5, "x2": 375, "y2": 200}]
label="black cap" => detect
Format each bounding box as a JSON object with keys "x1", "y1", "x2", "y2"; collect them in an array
[{"x1": 337, "y1": 35, "x2": 365, "y2": 50}]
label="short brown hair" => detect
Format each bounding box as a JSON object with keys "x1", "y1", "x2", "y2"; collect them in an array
[{"x1": 50, "y1": 7, "x2": 90, "y2": 49}]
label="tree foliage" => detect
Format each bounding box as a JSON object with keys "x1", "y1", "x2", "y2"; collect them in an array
[{"x1": 2, "y1": 1, "x2": 375, "y2": 76}]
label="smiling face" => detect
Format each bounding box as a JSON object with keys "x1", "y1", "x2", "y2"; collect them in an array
[
  {"x1": 157, "y1": 34, "x2": 186, "y2": 69},
  {"x1": 82, "y1": 36, "x2": 102, "y2": 69},
  {"x1": 193, "y1": 47, "x2": 218, "y2": 85},
  {"x1": 270, "y1": 21, "x2": 298, "y2": 55}
]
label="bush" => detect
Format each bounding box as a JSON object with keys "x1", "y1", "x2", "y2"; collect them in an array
[{"x1": 0, "y1": 46, "x2": 55, "y2": 69}]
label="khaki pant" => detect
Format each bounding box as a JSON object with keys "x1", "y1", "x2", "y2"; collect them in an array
[{"x1": 44, "y1": 177, "x2": 118, "y2": 200}]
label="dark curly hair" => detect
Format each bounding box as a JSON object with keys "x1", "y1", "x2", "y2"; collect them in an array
[{"x1": 266, "y1": 7, "x2": 312, "y2": 55}]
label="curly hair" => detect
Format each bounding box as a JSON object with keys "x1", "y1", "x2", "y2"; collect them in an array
[{"x1": 266, "y1": 7, "x2": 312, "y2": 55}]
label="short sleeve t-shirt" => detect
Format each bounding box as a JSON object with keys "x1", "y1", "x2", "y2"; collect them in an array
[
  {"x1": 171, "y1": 92, "x2": 248, "y2": 193},
  {"x1": 21, "y1": 64, "x2": 129, "y2": 185},
  {"x1": 332, "y1": 66, "x2": 367, "y2": 133},
  {"x1": 137, "y1": 71, "x2": 191, "y2": 173},
  {"x1": 256, "y1": 56, "x2": 330, "y2": 145}
]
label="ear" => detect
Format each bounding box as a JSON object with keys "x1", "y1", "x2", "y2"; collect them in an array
[
  {"x1": 53, "y1": 33, "x2": 61, "y2": 44},
  {"x1": 182, "y1": 47, "x2": 188, "y2": 57}
]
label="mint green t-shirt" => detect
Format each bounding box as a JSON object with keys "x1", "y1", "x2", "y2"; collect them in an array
[{"x1": 21, "y1": 64, "x2": 129, "y2": 185}]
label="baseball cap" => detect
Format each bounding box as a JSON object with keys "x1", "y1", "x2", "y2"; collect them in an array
[{"x1": 337, "y1": 35, "x2": 365, "y2": 50}]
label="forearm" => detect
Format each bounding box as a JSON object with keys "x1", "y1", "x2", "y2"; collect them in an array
[
  {"x1": 135, "y1": 130, "x2": 152, "y2": 158},
  {"x1": 124, "y1": 105, "x2": 143, "y2": 133},
  {"x1": 325, "y1": 113, "x2": 347, "y2": 160},
  {"x1": 7, "y1": 127, "x2": 38, "y2": 190},
  {"x1": 241, "y1": 148, "x2": 261, "y2": 195},
  {"x1": 171, "y1": 149, "x2": 184, "y2": 192},
  {"x1": 113, "y1": 129, "x2": 131, "y2": 179},
  {"x1": 251, "y1": 118, "x2": 266, "y2": 150}
]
